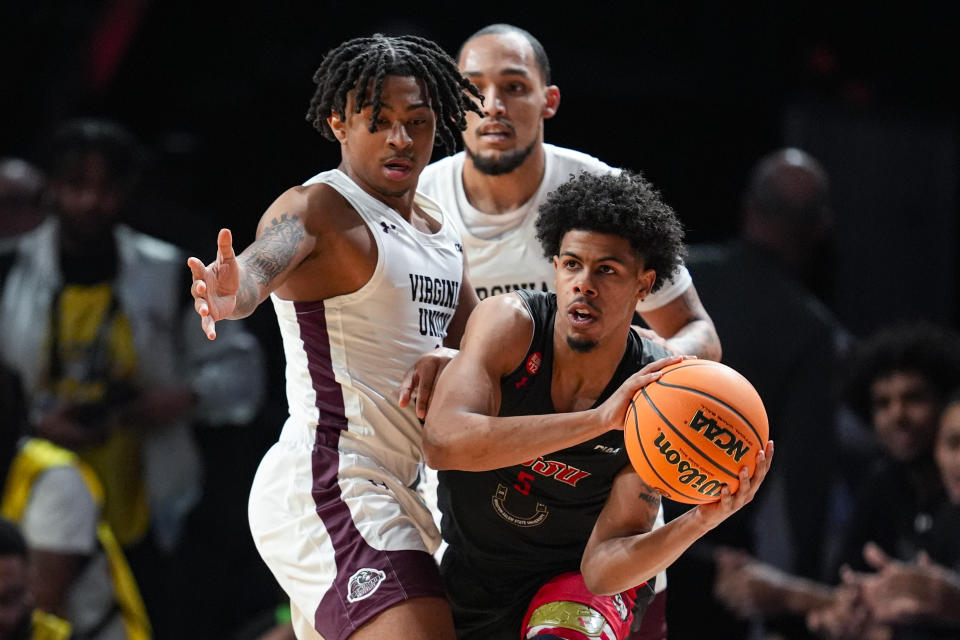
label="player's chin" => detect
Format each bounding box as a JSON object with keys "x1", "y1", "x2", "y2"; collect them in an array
[{"x1": 565, "y1": 332, "x2": 598, "y2": 354}]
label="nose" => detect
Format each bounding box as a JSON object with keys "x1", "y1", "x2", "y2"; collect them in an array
[
  {"x1": 573, "y1": 272, "x2": 597, "y2": 297},
  {"x1": 481, "y1": 86, "x2": 505, "y2": 117},
  {"x1": 387, "y1": 122, "x2": 412, "y2": 149}
]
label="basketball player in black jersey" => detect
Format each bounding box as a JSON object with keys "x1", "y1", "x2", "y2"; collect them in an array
[{"x1": 423, "y1": 170, "x2": 774, "y2": 640}]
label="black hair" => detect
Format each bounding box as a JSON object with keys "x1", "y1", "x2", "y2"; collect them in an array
[
  {"x1": 535, "y1": 170, "x2": 685, "y2": 292},
  {"x1": 0, "y1": 517, "x2": 27, "y2": 558},
  {"x1": 843, "y1": 321, "x2": 960, "y2": 423},
  {"x1": 459, "y1": 24, "x2": 552, "y2": 84},
  {"x1": 305, "y1": 34, "x2": 482, "y2": 154},
  {"x1": 37, "y1": 118, "x2": 144, "y2": 189}
]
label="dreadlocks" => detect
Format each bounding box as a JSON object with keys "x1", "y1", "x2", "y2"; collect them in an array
[{"x1": 306, "y1": 34, "x2": 482, "y2": 154}]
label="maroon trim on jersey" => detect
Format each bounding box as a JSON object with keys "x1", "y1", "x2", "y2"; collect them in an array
[
  {"x1": 295, "y1": 300, "x2": 444, "y2": 639},
  {"x1": 294, "y1": 300, "x2": 348, "y2": 428}
]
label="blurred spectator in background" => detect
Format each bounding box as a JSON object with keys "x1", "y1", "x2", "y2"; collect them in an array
[
  {"x1": 0, "y1": 517, "x2": 72, "y2": 640},
  {"x1": 0, "y1": 118, "x2": 264, "y2": 638},
  {"x1": 0, "y1": 158, "x2": 45, "y2": 240},
  {"x1": 713, "y1": 321, "x2": 960, "y2": 639},
  {"x1": 668, "y1": 147, "x2": 847, "y2": 639},
  {"x1": 1, "y1": 362, "x2": 150, "y2": 640}
]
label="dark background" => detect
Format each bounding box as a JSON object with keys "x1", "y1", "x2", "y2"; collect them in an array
[
  {"x1": 2, "y1": 1, "x2": 957, "y2": 334},
  {"x1": 1, "y1": 2, "x2": 958, "y2": 636}
]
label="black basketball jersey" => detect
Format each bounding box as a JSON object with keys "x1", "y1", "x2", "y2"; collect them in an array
[{"x1": 437, "y1": 289, "x2": 669, "y2": 638}]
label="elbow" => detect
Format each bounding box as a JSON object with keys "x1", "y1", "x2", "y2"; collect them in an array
[
  {"x1": 696, "y1": 320, "x2": 722, "y2": 362},
  {"x1": 706, "y1": 338, "x2": 722, "y2": 362},
  {"x1": 579, "y1": 564, "x2": 616, "y2": 597},
  {"x1": 422, "y1": 418, "x2": 456, "y2": 470}
]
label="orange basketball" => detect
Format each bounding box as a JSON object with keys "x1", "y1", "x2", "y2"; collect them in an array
[{"x1": 623, "y1": 360, "x2": 768, "y2": 504}]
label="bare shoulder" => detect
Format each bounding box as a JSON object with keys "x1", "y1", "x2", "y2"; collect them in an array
[
  {"x1": 257, "y1": 183, "x2": 374, "y2": 300},
  {"x1": 460, "y1": 293, "x2": 535, "y2": 374},
  {"x1": 257, "y1": 183, "x2": 355, "y2": 235}
]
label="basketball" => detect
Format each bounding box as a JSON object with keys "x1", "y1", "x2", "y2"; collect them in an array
[{"x1": 623, "y1": 360, "x2": 768, "y2": 504}]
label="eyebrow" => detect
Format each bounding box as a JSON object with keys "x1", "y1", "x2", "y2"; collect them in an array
[
  {"x1": 465, "y1": 67, "x2": 530, "y2": 78},
  {"x1": 559, "y1": 250, "x2": 626, "y2": 265},
  {"x1": 360, "y1": 100, "x2": 432, "y2": 111}
]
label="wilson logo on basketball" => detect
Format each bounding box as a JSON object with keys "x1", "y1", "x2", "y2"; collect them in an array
[
  {"x1": 687, "y1": 410, "x2": 751, "y2": 462},
  {"x1": 652, "y1": 432, "x2": 726, "y2": 498},
  {"x1": 347, "y1": 568, "x2": 387, "y2": 603},
  {"x1": 526, "y1": 352, "x2": 542, "y2": 375}
]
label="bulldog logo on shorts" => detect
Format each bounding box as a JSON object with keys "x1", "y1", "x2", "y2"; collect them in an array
[
  {"x1": 612, "y1": 593, "x2": 629, "y2": 621},
  {"x1": 347, "y1": 568, "x2": 387, "y2": 603}
]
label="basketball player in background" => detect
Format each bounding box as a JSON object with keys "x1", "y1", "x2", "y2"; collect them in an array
[
  {"x1": 423, "y1": 170, "x2": 773, "y2": 640},
  {"x1": 188, "y1": 35, "x2": 482, "y2": 640},
  {"x1": 418, "y1": 24, "x2": 719, "y2": 360}
]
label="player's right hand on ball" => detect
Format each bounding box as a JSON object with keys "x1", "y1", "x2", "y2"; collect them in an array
[
  {"x1": 187, "y1": 228, "x2": 240, "y2": 340},
  {"x1": 599, "y1": 355, "x2": 685, "y2": 431}
]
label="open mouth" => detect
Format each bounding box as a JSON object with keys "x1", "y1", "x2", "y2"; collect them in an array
[
  {"x1": 568, "y1": 305, "x2": 597, "y2": 327},
  {"x1": 383, "y1": 158, "x2": 412, "y2": 180}
]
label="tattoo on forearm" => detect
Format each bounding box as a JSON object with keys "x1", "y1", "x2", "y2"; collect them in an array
[
  {"x1": 637, "y1": 489, "x2": 660, "y2": 508},
  {"x1": 235, "y1": 278, "x2": 260, "y2": 316},
  {"x1": 245, "y1": 214, "x2": 304, "y2": 286},
  {"x1": 636, "y1": 489, "x2": 661, "y2": 530}
]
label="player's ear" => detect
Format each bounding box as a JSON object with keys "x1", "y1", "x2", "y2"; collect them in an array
[
  {"x1": 637, "y1": 268, "x2": 656, "y2": 301},
  {"x1": 542, "y1": 85, "x2": 560, "y2": 120},
  {"x1": 328, "y1": 111, "x2": 348, "y2": 143}
]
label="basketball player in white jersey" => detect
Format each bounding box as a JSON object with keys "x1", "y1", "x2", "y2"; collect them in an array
[
  {"x1": 187, "y1": 35, "x2": 482, "y2": 640},
  {"x1": 418, "y1": 24, "x2": 720, "y2": 362},
  {"x1": 416, "y1": 27, "x2": 719, "y2": 635}
]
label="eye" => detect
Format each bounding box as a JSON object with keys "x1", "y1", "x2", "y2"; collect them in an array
[
  {"x1": 598, "y1": 265, "x2": 617, "y2": 274},
  {"x1": 563, "y1": 259, "x2": 579, "y2": 269},
  {"x1": 409, "y1": 118, "x2": 427, "y2": 126},
  {"x1": 506, "y1": 82, "x2": 528, "y2": 94}
]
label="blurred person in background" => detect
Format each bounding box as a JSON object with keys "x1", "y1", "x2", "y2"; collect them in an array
[
  {"x1": 0, "y1": 118, "x2": 264, "y2": 638},
  {"x1": 0, "y1": 517, "x2": 72, "y2": 640},
  {"x1": 712, "y1": 321, "x2": 960, "y2": 639}
]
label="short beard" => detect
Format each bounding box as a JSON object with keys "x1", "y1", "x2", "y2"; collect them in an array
[
  {"x1": 372, "y1": 184, "x2": 409, "y2": 199},
  {"x1": 566, "y1": 336, "x2": 597, "y2": 353},
  {"x1": 465, "y1": 136, "x2": 539, "y2": 176}
]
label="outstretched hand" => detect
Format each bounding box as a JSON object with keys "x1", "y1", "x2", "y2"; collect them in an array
[
  {"x1": 598, "y1": 354, "x2": 686, "y2": 431},
  {"x1": 187, "y1": 228, "x2": 240, "y2": 340}
]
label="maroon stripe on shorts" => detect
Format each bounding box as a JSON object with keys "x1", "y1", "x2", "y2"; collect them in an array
[{"x1": 295, "y1": 301, "x2": 444, "y2": 640}]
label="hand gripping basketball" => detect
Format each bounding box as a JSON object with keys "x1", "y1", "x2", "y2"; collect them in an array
[{"x1": 623, "y1": 360, "x2": 770, "y2": 504}]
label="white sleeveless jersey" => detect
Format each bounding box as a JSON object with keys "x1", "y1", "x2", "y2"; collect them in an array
[
  {"x1": 271, "y1": 169, "x2": 463, "y2": 485},
  {"x1": 418, "y1": 143, "x2": 691, "y2": 310}
]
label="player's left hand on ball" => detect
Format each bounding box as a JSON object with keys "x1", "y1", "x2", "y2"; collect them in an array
[
  {"x1": 701, "y1": 440, "x2": 774, "y2": 522},
  {"x1": 400, "y1": 347, "x2": 459, "y2": 420}
]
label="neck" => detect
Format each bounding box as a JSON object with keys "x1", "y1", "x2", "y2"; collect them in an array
[
  {"x1": 461, "y1": 142, "x2": 546, "y2": 214},
  {"x1": 339, "y1": 161, "x2": 417, "y2": 220},
  {"x1": 551, "y1": 320, "x2": 630, "y2": 410}
]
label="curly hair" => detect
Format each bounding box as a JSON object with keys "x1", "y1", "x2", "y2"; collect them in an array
[
  {"x1": 305, "y1": 34, "x2": 483, "y2": 154},
  {"x1": 842, "y1": 321, "x2": 960, "y2": 423},
  {"x1": 534, "y1": 170, "x2": 686, "y2": 292}
]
